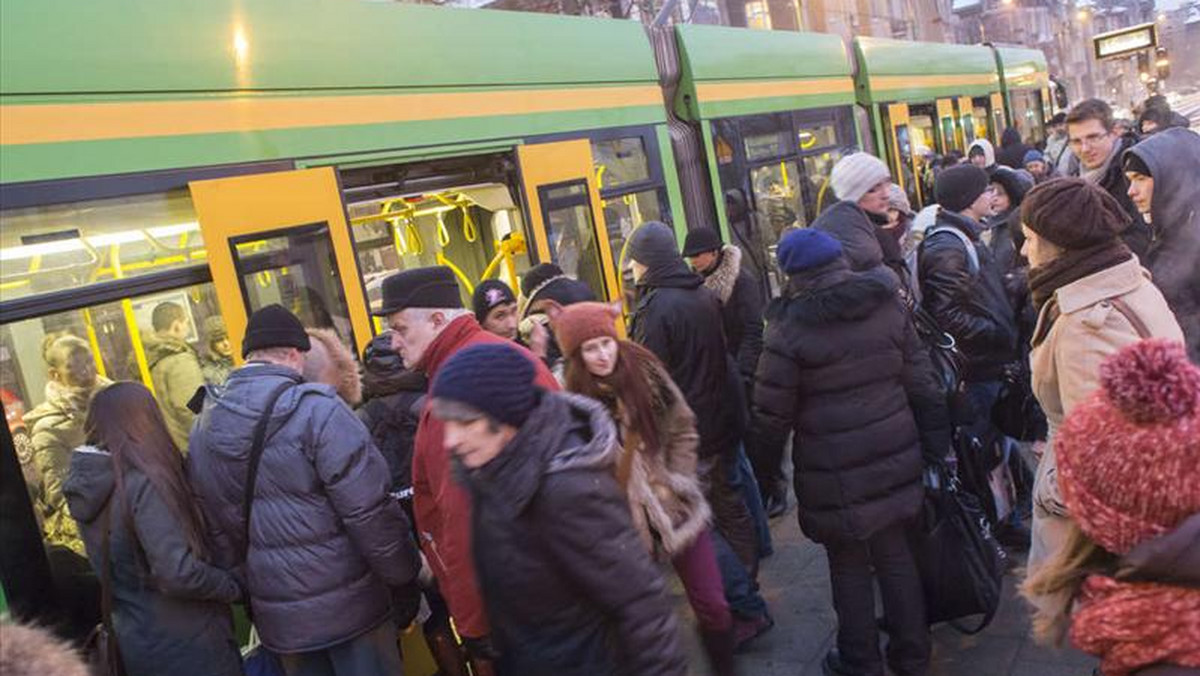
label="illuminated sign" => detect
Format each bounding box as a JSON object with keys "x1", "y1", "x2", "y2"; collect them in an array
[{"x1": 1094, "y1": 23, "x2": 1157, "y2": 60}]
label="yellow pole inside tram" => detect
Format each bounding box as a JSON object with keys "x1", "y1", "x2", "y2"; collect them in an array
[{"x1": 110, "y1": 245, "x2": 156, "y2": 394}]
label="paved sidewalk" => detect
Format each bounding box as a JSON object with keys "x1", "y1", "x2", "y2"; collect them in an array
[{"x1": 676, "y1": 508, "x2": 1098, "y2": 676}]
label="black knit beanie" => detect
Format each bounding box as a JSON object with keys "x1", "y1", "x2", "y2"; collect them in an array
[
  {"x1": 1021, "y1": 177, "x2": 1130, "y2": 250},
  {"x1": 936, "y1": 164, "x2": 991, "y2": 212},
  {"x1": 242, "y1": 304, "x2": 311, "y2": 358},
  {"x1": 472, "y1": 279, "x2": 517, "y2": 322},
  {"x1": 431, "y1": 343, "x2": 538, "y2": 427},
  {"x1": 627, "y1": 222, "x2": 681, "y2": 269},
  {"x1": 521, "y1": 263, "x2": 564, "y2": 297},
  {"x1": 1122, "y1": 151, "x2": 1152, "y2": 177}
]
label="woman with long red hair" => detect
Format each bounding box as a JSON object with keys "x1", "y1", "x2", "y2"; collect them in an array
[
  {"x1": 552, "y1": 301, "x2": 739, "y2": 676},
  {"x1": 63, "y1": 382, "x2": 242, "y2": 676}
]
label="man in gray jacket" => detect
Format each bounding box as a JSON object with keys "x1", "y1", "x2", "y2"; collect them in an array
[{"x1": 188, "y1": 304, "x2": 420, "y2": 675}]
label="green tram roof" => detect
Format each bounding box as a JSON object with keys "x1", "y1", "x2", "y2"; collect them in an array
[
  {"x1": 992, "y1": 45, "x2": 1051, "y2": 93},
  {"x1": 672, "y1": 24, "x2": 854, "y2": 121},
  {"x1": 0, "y1": 0, "x2": 664, "y2": 184},
  {"x1": 853, "y1": 36, "x2": 1001, "y2": 105}
]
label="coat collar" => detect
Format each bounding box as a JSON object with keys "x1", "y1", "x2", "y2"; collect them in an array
[
  {"x1": 935, "y1": 209, "x2": 984, "y2": 241},
  {"x1": 1054, "y1": 256, "x2": 1147, "y2": 314},
  {"x1": 416, "y1": 315, "x2": 483, "y2": 377},
  {"x1": 700, "y1": 245, "x2": 742, "y2": 304}
]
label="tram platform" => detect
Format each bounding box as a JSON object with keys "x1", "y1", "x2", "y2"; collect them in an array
[{"x1": 676, "y1": 504, "x2": 1100, "y2": 676}]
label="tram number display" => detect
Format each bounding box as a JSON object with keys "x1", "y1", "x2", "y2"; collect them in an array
[{"x1": 1094, "y1": 23, "x2": 1157, "y2": 60}]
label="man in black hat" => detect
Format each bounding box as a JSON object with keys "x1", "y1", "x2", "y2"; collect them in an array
[
  {"x1": 188, "y1": 304, "x2": 421, "y2": 674},
  {"x1": 373, "y1": 266, "x2": 558, "y2": 673},
  {"x1": 472, "y1": 279, "x2": 519, "y2": 341}
]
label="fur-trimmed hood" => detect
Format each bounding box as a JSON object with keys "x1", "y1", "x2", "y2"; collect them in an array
[
  {"x1": 700, "y1": 245, "x2": 743, "y2": 304},
  {"x1": 303, "y1": 328, "x2": 362, "y2": 406},
  {"x1": 767, "y1": 262, "x2": 898, "y2": 325}
]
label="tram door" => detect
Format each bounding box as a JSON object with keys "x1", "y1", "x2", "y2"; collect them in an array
[
  {"x1": 189, "y1": 168, "x2": 374, "y2": 362},
  {"x1": 958, "y1": 96, "x2": 980, "y2": 145},
  {"x1": 883, "y1": 103, "x2": 925, "y2": 208},
  {"x1": 936, "y1": 98, "x2": 961, "y2": 154},
  {"x1": 990, "y1": 92, "x2": 1008, "y2": 144},
  {"x1": 517, "y1": 140, "x2": 621, "y2": 303}
]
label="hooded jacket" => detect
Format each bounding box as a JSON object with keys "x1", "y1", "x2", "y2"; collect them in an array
[
  {"x1": 996, "y1": 128, "x2": 1033, "y2": 170},
  {"x1": 461, "y1": 391, "x2": 686, "y2": 676},
  {"x1": 752, "y1": 263, "x2": 949, "y2": 543},
  {"x1": 629, "y1": 238, "x2": 741, "y2": 460},
  {"x1": 1075, "y1": 133, "x2": 1152, "y2": 260},
  {"x1": 918, "y1": 209, "x2": 1019, "y2": 381},
  {"x1": 357, "y1": 349, "x2": 427, "y2": 498},
  {"x1": 412, "y1": 315, "x2": 559, "y2": 641},
  {"x1": 812, "y1": 200, "x2": 887, "y2": 273},
  {"x1": 699, "y1": 245, "x2": 765, "y2": 384},
  {"x1": 187, "y1": 362, "x2": 420, "y2": 653},
  {"x1": 143, "y1": 333, "x2": 205, "y2": 452},
  {"x1": 64, "y1": 447, "x2": 242, "y2": 676},
  {"x1": 25, "y1": 379, "x2": 109, "y2": 555},
  {"x1": 968, "y1": 138, "x2": 997, "y2": 170},
  {"x1": 1124, "y1": 127, "x2": 1200, "y2": 363}
]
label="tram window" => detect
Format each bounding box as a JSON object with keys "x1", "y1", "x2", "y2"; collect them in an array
[
  {"x1": 801, "y1": 151, "x2": 842, "y2": 217},
  {"x1": 750, "y1": 161, "x2": 802, "y2": 246},
  {"x1": 540, "y1": 182, "x2": 606, "y2": 301},
  {"x1": 1011, "y1": 91, "x2": 1045, "y2": 145},
  {"x1": 593, "y1": 138, "x2": 651, "y2": 190},
  {"x1": 232, "y1": 225, "x2": 356, "y2": 347},
  {"x1": 796, "y1": 120, "x2": 839, "y2": 151},
  {"x1": 0, "y1": 191, "x2": 202, "y2": 301},
  {"x1": 1, "y1": 281, "x2": 222, "y2": 561},
  {"x1": 602, "y1": 189, "x2": 663, "y2": 271},
  {"x1": 972, "y1": 99, "x2": 991, "y2": 139},
  {"x1": 742, "y1": 114, "x2": 792, "y2": 162}
]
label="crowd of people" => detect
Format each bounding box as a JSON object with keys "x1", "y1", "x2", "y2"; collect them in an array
[{"x1": 4, "y1": 93, "x2": 1197, "y2": 676}]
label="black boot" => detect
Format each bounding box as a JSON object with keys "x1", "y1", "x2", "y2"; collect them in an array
[{"x1": 699, "y1": 627, "x2": 738, "y2": 676}]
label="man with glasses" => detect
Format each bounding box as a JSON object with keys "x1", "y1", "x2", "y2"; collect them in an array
[{"x1": 1065, "y1": 99, "x2": 1151, "y2": 258}]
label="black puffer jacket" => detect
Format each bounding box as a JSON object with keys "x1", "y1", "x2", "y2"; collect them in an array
[
  {"x1": 752, "y1": 263, "x2": 948, "y2": 543},
  {"x1": 631, "y1": 257, "x2": 740, "y2": 459},
  {"x1": 918, "y1": 209, "x2": 1019, "y2": 382},
  {"x1": 356, "y1": 334, "x2": 427, "y2": 498},
  {"x1": 462, "y1": 391, "x2": 686, "y2": 676}
]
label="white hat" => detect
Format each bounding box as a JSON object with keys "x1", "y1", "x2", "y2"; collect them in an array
[{"x1": 831, "y1": 153, "x2": 892, "y2": 203}]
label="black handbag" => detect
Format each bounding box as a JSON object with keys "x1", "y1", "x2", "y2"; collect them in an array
[
  {"x1": 991, "y1": 361, "x2": 1048, "y2": 442},
  {"x1": 910, "y1": 303, "x2": 972, "y2": 422},
  {"x1": 911, "y1": 463, "x2": 1007, "y2": 634}
]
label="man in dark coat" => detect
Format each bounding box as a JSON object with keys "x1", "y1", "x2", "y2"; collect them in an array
[
  {"x1": 815, "y1": 152, "x2": 894, "y2": 274},
  {"x1": 1065, "y1": 98, "x2": 1151, "y2": 259},
  {"x1": 376, "y1": 266, "x2": 559, "y2": 673},
  {"x1": 627, "y1": 222, "x2": 756, "y2": 570},
  {"x1": 1123, "y1": 128, "x2": 1200, "y2": 363},
  {"x1": 752, "y1": 229, "x2": 945, "y2": 676},
  {"x1": 683, "y1": 227, "x2": 764, "y2": 390},
  {"x1": 996, "y1": 127, "x2": 1033, "y2": 170},
  {"x1": 429, "y1": 343, "x2": 687, "y2": 676},
  {"x1": 188, "y1": 305, "x2": 421, "y2": 672}
]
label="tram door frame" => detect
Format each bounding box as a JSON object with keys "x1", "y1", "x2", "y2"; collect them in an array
[
  {"x1": 990, "y1": 92, "x2": 1008, "y2": 145},
  {"x1": 883, "y1": 103, "x2": 925, "y2": 207},
  {"x1": 189, "y1": 167, "x2": 374, "y2": 362},
  {"x1": 516, "y1": 139, "x2": 621, "y2": 303},
  {"x1": 935, "y1": 98, "x2": 960, "y2": 155},
  {"x1": 957, "y1": 96, "x2": 977, "y2": 146}
]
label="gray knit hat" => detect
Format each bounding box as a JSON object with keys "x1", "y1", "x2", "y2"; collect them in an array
[{"x1": 831, "y1": 153, "x2": 892, "y2": 203}]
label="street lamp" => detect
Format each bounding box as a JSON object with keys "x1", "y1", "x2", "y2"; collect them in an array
[{"x1": 1077, "y1": 8, "x2": 1089, "y2": 20}]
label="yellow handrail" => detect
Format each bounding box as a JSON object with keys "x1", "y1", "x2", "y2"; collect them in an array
[
  {"x1": 435, "y1": 252, "x2": 475, "y2": 295},
  {"x1": 110, "y1": 244, "x2": 156, "y2": 395}
]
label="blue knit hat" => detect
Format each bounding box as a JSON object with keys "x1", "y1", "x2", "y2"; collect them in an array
[
  {"x1": 776, "y1": 228, "x2": 843, "y2": 274},
  {"x1": 1023, "y1": 149, "x2": 1045, "y2": 166},
  {"x1": 431, "y1": 343, "x2": 538, "y2": 427}
]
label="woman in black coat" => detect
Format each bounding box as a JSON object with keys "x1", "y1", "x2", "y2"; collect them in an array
[
  {"x1": 64, "y1": 383, "x2": 241, "y2": 676},
  {"x1": 752, "y1": 229, "x2": 949, "y2": 676}
]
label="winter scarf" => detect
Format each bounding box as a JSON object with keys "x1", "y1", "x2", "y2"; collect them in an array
[
  {"x1": 1028, "y1": 241, "x2": 1132, "y2": 314},
  {"x1": 1082, "y1": 138, "x2": 1123, "y2": 185},
  {"x1": 1070, "y1": 575, "x2": 1200, "y2": 676}
]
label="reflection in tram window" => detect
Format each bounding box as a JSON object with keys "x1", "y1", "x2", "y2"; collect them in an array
[
  {"x1": 802, "y1": 151, "x2": 842, "y2": 216},
  {"x1": 233, "y1": 225, "x2": 355, "y2": 348},
  {"x1": 750, "y1": 161, "x2": 802, "y2": 251},
  {"x1": 593, "y1": 137, "x2": 651, "y2": 190},
  {"x1": 602, "y1": 189, "x2": 663, "y2": 273},
  {"x1": 541, "y1": 182, "x2": 607, "y2": 301},
  {"x1": 0, "y1": 191, "x2": 202, "y2": 300}
]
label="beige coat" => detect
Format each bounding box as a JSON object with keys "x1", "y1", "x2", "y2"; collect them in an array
[
  {"x1": 1028, "y1": 257, "x2": 1183, "y2": 571},
  {"x1": 609, "y1": 364, "x2": 712, "y2": 557}
]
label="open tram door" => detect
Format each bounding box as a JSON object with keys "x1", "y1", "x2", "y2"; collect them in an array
[
  {"x1": 189, "y1": 168, "x2": 374, "y2": 363},
  {"x1": 883, "y1": 103, "x2": 925, "y2": 208},
  {"x1": 517, "y1": 140, "x2": 622, "y2": 306},
  {"x1": 935, "y1": 98, "x2": 962, "y2": 154}
]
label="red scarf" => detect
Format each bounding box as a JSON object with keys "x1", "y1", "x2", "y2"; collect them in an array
[{"x1": 1071, "y1": 575, "x2": 1200, "y2": 676}]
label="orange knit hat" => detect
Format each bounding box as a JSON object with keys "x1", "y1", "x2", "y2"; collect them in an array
[{"x1": 549, "y1": 302, "x2": 621, "y2": 358}]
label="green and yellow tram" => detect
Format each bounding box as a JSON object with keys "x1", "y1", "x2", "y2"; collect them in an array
[{"x1": 0, "y1": 0, "x2": 1060, "y2": 666}]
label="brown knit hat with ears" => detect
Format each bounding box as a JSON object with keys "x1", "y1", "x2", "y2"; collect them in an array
[
  {"x1": 1020, "y1": 177, "x2": 1130, "y2": 250},
  {"x1": 548, "y1": 301, "x2": 622, "y2": 358}
]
